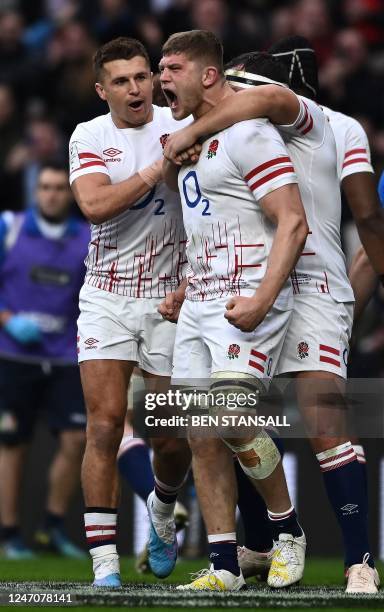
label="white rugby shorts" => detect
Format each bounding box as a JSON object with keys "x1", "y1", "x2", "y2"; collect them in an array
[
  {"x1": 275, "y1": 294, "x2": 354, "y2": 378},
  {"x1": 172, "y1": 297, "x2": 292, "y2": 388},
  {"x1": 77, "y1": 284, "x2": 176, "y2": 376}
]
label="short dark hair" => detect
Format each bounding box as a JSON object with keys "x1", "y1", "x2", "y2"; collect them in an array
[
  {"x1": 39, "y1": 161, "x2": 68, "y2": 176},
  {"x1": 94, "y1": 37, "x2": 150, "y2": 80},
  {"x1": 225, "y1": 52, "x2": 289, "y2": 87},
  {"x1": 268, "y1": 36, "x2": 318, "y2": 100},
  {"x1": 162, "y1": 30, "x2": 224, "y2": 74}
]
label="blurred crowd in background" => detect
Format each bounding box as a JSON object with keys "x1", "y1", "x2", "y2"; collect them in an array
[{"x1": 0, "y1": 0, "x2": 382, "y2": 372}]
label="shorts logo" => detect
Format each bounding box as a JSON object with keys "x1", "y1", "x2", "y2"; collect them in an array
[
  {"x1": 103, "y1": 148, "x2": 122, "y2": 157},
  {"x1": 85, "y1": 337, "x2": 99, "y2": 350},
  {"x1": 267, "y1": 356, "x2": 273, "y2": 376},
  {"x1": 227, "y1": 343, "x2": 240, "y2": 359},
  {"x1": 297, "y1": 341, "x2": 309, "y2": 359},
  {"x1": 207, "y1": 139, "x2": 219, "y2": 159},
  {"x1": 159, "y1": 134, "x2": 169, "y2": 149}
]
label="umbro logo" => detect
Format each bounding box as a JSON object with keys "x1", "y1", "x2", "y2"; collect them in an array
[
  {"x1": 341, "y1": 503, "x2": 359, "y2": 515},
  {"x1": 85, "y1": 337, "x2": 99, "y2": 350},
  {"x1": 103, "y1": 148, "x2": 122, "y2": 157}
]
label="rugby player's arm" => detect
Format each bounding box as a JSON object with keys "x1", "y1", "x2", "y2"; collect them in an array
[
  {"x1": 162, "y1": 158, "x2": 180, "y2": 193},
  {"x1": 342, "y1": 172, "x2": 384, "y2": 278},
  {"x1": 257, "y1": 183, "x2": 308, "y2": 309},
  {"x1": 165, "y1": 86, "x2": 299, "y2": 160},
  {"x1": 349, "y1": 245, "x2": 378, "y2": 321},
  {"x1": 71, "y1": 168, "x2": 161, "y2": 225}
]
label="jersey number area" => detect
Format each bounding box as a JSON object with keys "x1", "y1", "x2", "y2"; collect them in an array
[
  {"x1": 182, "y1": 171, "x2": 211, "y2": 216},
  {"x1": 131, "y1": 186, "x2": 165, "y2": 215}
]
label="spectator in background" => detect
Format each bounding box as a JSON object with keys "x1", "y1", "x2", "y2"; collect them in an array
[
  {"x1": 0, "y1": 162, "x2": 89, "y2": 559},
  {"x1": 0, "y1": 10, "x2": 42, "y2": 100},
  {"x1": 43, "y1": 21, "x2": 103, "y2": 134},
  {"x1": 0, "y1": 83, "x2": 23, "y2": 210},
  {"x1": 6, "y1": 118, "x2": 65, "y2": 210}
]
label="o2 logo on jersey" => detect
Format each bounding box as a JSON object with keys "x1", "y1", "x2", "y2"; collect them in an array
[
  {"x1": 130, "y1": 186, "x2": 165, "y2": 215},
  {"x1": 182, "y1": 171, "x2": 211, "y2": 216}
]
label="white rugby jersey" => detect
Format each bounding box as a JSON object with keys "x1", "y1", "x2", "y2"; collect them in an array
[
  {"x1": 178, "y1": 118, "x2": 298, "y2": 304},
  {"x1": 278, "y1": 96, "x2": 354, "y2": 302},
  {"x1": 322, "y1": 105, "x2": 374, "y2": 182},
  {"x1": 69, "y1": 106, "x2": 190, "y2": 298}
]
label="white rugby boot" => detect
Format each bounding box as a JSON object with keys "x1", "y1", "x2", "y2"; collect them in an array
[
  {"x1": 345, "y1": 553, "x2": 380, "y2": 593},
  {"x1": 237, "y1": 545, "x2": 273, "y2": 580},
  {"x1": 177, "y1": 564, "x2": 246, "y2": 591},
  {"x1": 267, "y1": 532, "x2": 306, "y2": 588}
]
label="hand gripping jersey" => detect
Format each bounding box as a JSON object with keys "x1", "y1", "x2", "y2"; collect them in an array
[
  {"x1": 322, "y1": 105, "x2": 374, "y2": 182},
  {"x1": 177, "y1": 119, "x2": 298, "y2": 304},
  {"x1": 69, "y1": 106, "x2": 189, "y2": 298},
  {"x1": 278, "y1": 96, "x2": 354, "y2": 302}
]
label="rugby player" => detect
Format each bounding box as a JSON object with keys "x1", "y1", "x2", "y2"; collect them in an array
[
  {"x1": 69, "y1": 37, "x2": 192, "y2": 586},
  {"x1": 162, "y1": 42, "x2": 380, "y2": 593},
  {"x1": 159, "y1": 30, "x2": 309, "y2": 590}
]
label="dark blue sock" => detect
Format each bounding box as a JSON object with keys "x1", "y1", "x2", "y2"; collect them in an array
[
  {"x1": 236, "y1": 432, "x2": 284, "y2": 551},
  {"x1": 117, "y1": 440, "x2": 154, "y2": 501},
  {"x1": 208, "y1": 538, "x2": 240, "y2": 575},
  {"x1": 317, "y1": 448, "x2": 373, "y2": 568},
  {"x1": 267, "y1": 507, "x2": 303, "y2": 539},
  {"x1": 235, "y1": 460, "x2": 273, "y2": 552}
]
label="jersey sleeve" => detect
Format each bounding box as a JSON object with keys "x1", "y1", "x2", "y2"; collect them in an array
[
  {"x1": 69, "y1": 123, "x2": 110, "y2": 186},
  {"x1": 277, "y1": 94, "x2": 326, "y2": 147},
  {"x1": 339, "y1": 117, "x2": 373, "y2": 181},
  {"x1": 226, "y1": 120, "x2": 298, "y2": 202}
]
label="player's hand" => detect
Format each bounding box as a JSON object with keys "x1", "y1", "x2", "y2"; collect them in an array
[
  {"x1": 173, "y1": 143, "x2": 203, "y2": 166},
  {"x1": 158, "y1": 291, "x2": 185, "y2": 323},
  {"x1": 3, "y1": 314, "x2": 42, "y2": 344},
  {"x1": 164, "y1": 126, "x2": 200, "y2": 164},
  {"x1": 224, "y1": 296, "x2": 268, "y2": 332}
]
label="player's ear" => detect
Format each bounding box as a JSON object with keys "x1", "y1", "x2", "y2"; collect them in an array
[
  {"x1": 202, "y1": 66, "x2": 220, "y2": 88},
  {"x1": 95, "y1": 82, "x2": 107, "y2": 101}
]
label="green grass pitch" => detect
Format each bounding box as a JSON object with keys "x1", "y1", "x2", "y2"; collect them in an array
[{"x1": 0, "y1": 556, "x2": 383, "y2": 610}]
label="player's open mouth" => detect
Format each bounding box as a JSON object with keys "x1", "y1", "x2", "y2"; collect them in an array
[
  {"x1": 162, "y1": 89, "x2": 179, "y2": 110},
  {"x1": 129, "y1": 100, "x2": 145, "y2": 111}
]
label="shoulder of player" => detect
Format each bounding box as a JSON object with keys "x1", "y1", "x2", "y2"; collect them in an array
[
  {"x1": 70, "y1": 113, "x2": 111, "y2": 141},
  {"x1": 324, "y1": 105, "x2": 366, "y2": 136}
]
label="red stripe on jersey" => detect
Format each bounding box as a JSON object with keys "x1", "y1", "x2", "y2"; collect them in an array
[
  {"x1": 344, "y1": 148, "x2": 366, "y2": 159},
  {"x1": 301, "y1": 114, "x2": 314, "y2": 135},
  {"x1": 319, "y1": 344, "x2": 340, "y2": 356},
  {"x1": 249, "y1": 166, "x2": 295, "y2": 191},
  {"x1": 79, "y1": 152, "x2": 103, "y2": 160},
  {"x1": 296, "y1": 103, "x2": 309, "y2": 130},
  {"x1": 81, "y1": 160, "x2": 107, "y2": 169},
  {"x1": 342, "y1": 157, "x2": 369, "y2": 169},
  {"x1": 320, "y1": 355, "x2": 340, "y2": 368},
  {"x1": 244, "y1": 157, "x2": 291, "y2": 182},
  {"x1": 85, "y1": 525, "x2": 116, "y2": 532},
  {"x1": 248, "y1": 360, "x2": 265, "y2": 373},
  {"x1": 250, "y1": 349, "x2": 267, "y2": 361}
]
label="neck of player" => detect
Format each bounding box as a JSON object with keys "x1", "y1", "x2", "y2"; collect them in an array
[{"x1": 193, "y1": 82, "x2": 235, "y2": 119}]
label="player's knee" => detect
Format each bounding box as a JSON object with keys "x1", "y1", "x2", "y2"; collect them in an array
[
  {"x1": 86, "y1": 417, "x2": 124, "y2": 456},
  {"x1": 226, "y1": 429, "x2": 281, "y2": 480},
  {"x1": 209, "y1": 371, "x2": 263, "y2": 417}
]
